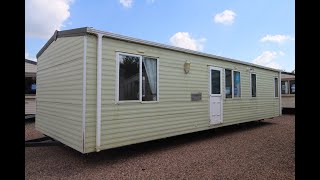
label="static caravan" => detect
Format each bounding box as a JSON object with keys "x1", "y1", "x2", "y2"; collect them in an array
[
  {"x1": 281, "y1": 72, "x2": 295, "y2": 109},
  {"x1": 36, "y1": 27, "x2": 282, "y2": 153},
  {"x1": 25, "y1": 59, "x2": 37, "y2": 119}
]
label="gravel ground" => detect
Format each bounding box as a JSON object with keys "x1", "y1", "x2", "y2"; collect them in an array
[{"x1": 25, "y1": 115, "x2": 295, "y2": 180}]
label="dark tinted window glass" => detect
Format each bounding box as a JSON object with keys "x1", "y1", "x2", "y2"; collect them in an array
[
  {"x1": 119, "y1": 55, "x2": 140, "y2": 100},
  {"x1": 25, "y1": 77, "x2": 36, "y2": 95},
  {"x1": 225, "y1": 69, "x2": 232, "y2": 98},
  {"x1": 275, "y1": 78, "x2": 279, "y2": 97},
  {"x1": 211, "y1": 70, "x2": 220, "y2": 94},
  {"x1": 251, "y1": 74, "x2": 256, "y2": 97}
]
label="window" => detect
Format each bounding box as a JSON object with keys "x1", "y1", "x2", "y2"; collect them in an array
[
  {"x1": 225, "y1": 69, "x2": 241, "y2": 98},
  {"x1": 251, "y1": 74, "x2": 256, "y2": 97},
  {"x1": 233, "y1": 71, "x2": 241, "y2": 97},
  {"x1": 281, "y1": 80, "x2": 295, "y2": 95},
  {"x1": 281, "y1": 81, "x2": 289, "y2": 94},
  {"x1": 289, "y1": 80, "x2": 295, "y2": 94},
  {"x1": 142, "y1": 57, "x2": 158, "y2": 101},
  {"x1": 117, "y1": 53, "x2": 158, "y2": 102},
  {"x1": 275, "y1": 77, "x2": 279, "y2": 97},
  {"x1": 119, "y1": 54, "x2": 140, "y2": 101},
  {"x1": 211, "y1": 69, "x2": 221, "y2": 94},
  {"x1": 225, "y1": 69, "x2": 232, "y2": 98},
  {"x1": 25, "y1": 77, "x2": 36, "y2": 95}
]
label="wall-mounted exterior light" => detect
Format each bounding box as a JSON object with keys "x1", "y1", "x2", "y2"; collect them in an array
[{"x1": 184, "y1": 61, "x2": 191, "y2": 74}]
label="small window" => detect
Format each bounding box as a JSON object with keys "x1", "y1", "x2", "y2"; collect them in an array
[
  {"x1": 25, "y1": 77, "x2": 36, "y2": 95},
  {"x1": 275, "y1": 77, "x2": 279, "y2": 97},
  {"x1": 117, "y1": 53, "x2": 158, "y2": 102},
  {"x1": 281, "y1": 81, "x2": 289, "y2": 94},
  {"x1": 233, "y1": 71, "x2": 241, "y2": 97},
  {"x1": 251, "y1": 74, "x2": 256, "y2": 97},
  {"x1": 142, "y1": 57, "x2": 158, "y2": 101},
  {"x1": 225, "y1": 69, "x2": 232, "y2": 98},
  {"x1": 211, "y1": 69, "x2": 221, "y2": 94},
  {"x1": 289, "y1": 80, "x2": 295, "y2": 94},
  {"x1": 119, "y1": 54, "x2": 140, "y2": 101}
]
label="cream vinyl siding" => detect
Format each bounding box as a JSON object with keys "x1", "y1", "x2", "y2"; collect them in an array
[
  {"x1": 35, "y1": 36, "x2": 84, "y2": 152},
  {"x1": 25, "y1": 62, "x2": 37, "y2": 73},
  {"x1": 25, "y1": 96, "x2": 36, "y2": 114},
  {"x1": 282, "y1": 95, "x2": 295, "y2": 108},
  {"x1": 83, "y1": 36, "x2": 280, "y2": 153}
]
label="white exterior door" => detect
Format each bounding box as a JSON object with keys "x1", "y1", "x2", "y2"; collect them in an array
[{"x1": 209, "y1": 66, "x2": 223, "y2": 125}]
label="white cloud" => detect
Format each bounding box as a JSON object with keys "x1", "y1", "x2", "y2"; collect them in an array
[
  {"x1": 120, "y1": 0, "x2": 133, "y2": 8},
  {"x1": 169, "y1": 32, "x2": 206, "y2": 51},
  {"x1": 253, "y1": 51, "x2": 277, "y2": 65},
  {"x1": 265, "y1": 62, "x2": 281, "y2": 69},
  {"x1": 252, "y1": 51, "x2": 282, "y2": 69},
  {"x1": 25, "y1": 0, "x2": 73, "y2": 39},
  {"x1": 214, "y1": 10, "x2": 236, "y2": 25},
  {"x1": 260, "y1": 34, "x2": 294, "y2": 43}
]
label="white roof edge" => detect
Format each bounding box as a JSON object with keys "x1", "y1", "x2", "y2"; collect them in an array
[{"x1": 87, "y1": 28, "x2": 280, "y2": 72}]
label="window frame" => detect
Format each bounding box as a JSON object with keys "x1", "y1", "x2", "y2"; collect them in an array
[
  {"x1": 274, "y1": 77, "x2": 279, "y2": 98},
  {"x1": 25, "y1": 76, "x2": 37, "y2": 96},
  {"x1": 115, "y1": 52, "x2": 159, "y2": 104},
  {"x1": 141, "y1": 55, "x2": 160, "y2": 103},
  {"x1": 250, "y1": 73, "x2": 257, "y2": 98},
  {"x1": 224, "y1": 69, "x2": 242, "y2": 99},
  {"x1": 232, "y1": 70, "x2": 241, "y2": 99},
  {"x1": 289, "y1": 80, "x2": 295, "y2": 94},
  {"x1": 210, "y1": 67, "x2": 223, "y2": 96},
  {"x1": 281, "y1": 79, "x2": 295, "y2": 95},
  {"x1": 224, "y1": 69, "x2": 233, "y2": 99}
]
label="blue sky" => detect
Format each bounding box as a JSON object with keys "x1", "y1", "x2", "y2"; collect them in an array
[{"x1": 26, "y1": 0, "x2": 295, "y2": 71}]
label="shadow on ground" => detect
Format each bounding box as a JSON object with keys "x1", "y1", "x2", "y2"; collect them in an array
[
  {"x1": 25, "y1": 118, "x2": 35, "y2": 124},
  {"x1": 282, "y1": 108, "x2": 295, "y2": 114},
  {"x1": 52, "y1": 120, "x2": 275, "y2": 164}
]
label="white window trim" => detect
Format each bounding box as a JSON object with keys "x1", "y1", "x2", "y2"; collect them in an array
[
  {"x1": 232, "y1": 70, "x2": 241, "y2": 99},
  {"x1": 274, "y1": 77, "x2": 279, "y2": 98},
  {"x1": 224, "y1": 69, "x2": 241, "y2": 99},
  {"x1": 210, "y1": 66, "x2": 223, "y2": 97},
  {"x1": 115, "y1": 52, "x2": 142, "y2": 104},
  {"x1": 250, "y1": 73, "x2": 257, "y2": 98},
  {"x1": 141, "y1": 56, "x2": 159, "y2": 103},
  {"x1": 115, "y1": 52, "x2": 159, "y2": 104}
]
